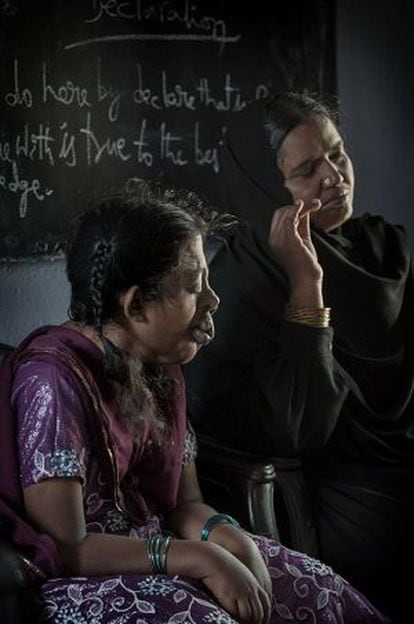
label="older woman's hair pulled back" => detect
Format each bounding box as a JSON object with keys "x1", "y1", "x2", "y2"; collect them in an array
[{"x1": 264, "y1": 91, "x2": 339, "y2": 157}]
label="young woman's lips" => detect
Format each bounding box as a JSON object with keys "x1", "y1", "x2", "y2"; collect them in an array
[{"x1": 189, "y1": 322, "x2": 214, "y2": 345}]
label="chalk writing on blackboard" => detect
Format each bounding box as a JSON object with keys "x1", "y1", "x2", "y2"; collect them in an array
[
  {"x1": 0, "y1": 0, "x2": 335, "y2": 257},
  {"x1": 77, "y1": 0, "x2": 240, "y2": 54},
  {"x1": 1, "y1": 56, "x2": 269, "y2": 218}
]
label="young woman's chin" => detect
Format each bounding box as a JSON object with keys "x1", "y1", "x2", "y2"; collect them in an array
[{"x1": 155, "y1": 341, "x2": 203, "y2": 366}]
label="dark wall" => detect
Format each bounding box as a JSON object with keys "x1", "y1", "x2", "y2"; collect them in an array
[{"x1": 336, "y1": 0, "x2": 414, "y2": 239}]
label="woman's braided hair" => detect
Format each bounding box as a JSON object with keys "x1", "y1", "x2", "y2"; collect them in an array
[
  {"x1": 66, "y1": 180, "x2": 219, "y2": 442},
  {"x1": 88, "y1": 240, "x2": 115, "y2": 337}
]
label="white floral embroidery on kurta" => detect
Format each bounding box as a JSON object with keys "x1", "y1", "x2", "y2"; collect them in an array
[
  {"x1": 32, "y1": 448, "x2": 86, "y2": 482},
  {"x1": 182, "y1": 422, "x2": 198, "y2": 464}
]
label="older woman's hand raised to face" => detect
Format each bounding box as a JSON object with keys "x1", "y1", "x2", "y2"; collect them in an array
[{"x1": 268, "y1": 199, "x2": 324, "y2": 308}]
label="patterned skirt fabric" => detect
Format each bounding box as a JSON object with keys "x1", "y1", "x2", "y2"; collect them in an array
[{"x1": 36, "y1": 534, "x2": 388, "y2": 624}]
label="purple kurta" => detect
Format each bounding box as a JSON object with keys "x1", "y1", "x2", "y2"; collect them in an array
[{"x1": 8, "y1": 326, "x2": 388, "y2": 623}]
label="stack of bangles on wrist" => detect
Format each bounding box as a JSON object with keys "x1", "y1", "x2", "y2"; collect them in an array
[
  {"x1": 285, "y1": 305, "x2": 331, "y2": 328},
  {"x1": 201, "y1": 513, "x2": 240, "y2": 542},
  {"x1": 147, "y1": 535, "x2": 172, "y2": 574}
]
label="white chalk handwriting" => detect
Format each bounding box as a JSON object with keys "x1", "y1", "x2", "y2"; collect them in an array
[
  {"x1": 78, "y1": 0, "x2": 240, "y2": 54},
  {"x1": 0, "y1": 160, "x2": 53, "y2": 218},
  {"x1": 1, "y1": 56, "x2": 270, "y2": 218}
]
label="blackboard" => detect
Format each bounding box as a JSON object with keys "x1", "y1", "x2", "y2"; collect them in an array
[{"x1": 0, "y1": 0, "x2": 335, "y2": 258}]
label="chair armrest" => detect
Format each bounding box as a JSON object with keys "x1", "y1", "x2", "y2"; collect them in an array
[
  {"x1": 196, "y1": 434, "x2": 280, "y2": 539},
  {"x1": 270, "y1": 457, "x2": 319, "y2": 556},
  {"x1": 196, "y1": 434, "x2": 319, "y2": 556}
]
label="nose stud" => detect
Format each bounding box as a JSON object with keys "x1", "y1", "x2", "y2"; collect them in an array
[{"x1": 323, "y1": 176, "x2": 332, "y2": 187}]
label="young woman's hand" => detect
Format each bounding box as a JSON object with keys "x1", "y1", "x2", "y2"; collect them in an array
[
  {"x1": 207, "y1": 524, "x2": 272, "y2": 599},
  {"x1": 200, "y1": 542, "x2": 271, "y2": 624},
  {"x1": 232, "y1": 535, "x2": 273, "y2": 599}
]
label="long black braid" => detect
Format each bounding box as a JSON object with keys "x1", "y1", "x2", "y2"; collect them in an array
[{"x1": 89, "y1": 240, "x2": 114, "y2": 337}]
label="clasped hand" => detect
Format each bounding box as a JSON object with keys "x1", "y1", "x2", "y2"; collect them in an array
[{"x1": 201, "y1": 539, "x2": 271, "y2": 624}]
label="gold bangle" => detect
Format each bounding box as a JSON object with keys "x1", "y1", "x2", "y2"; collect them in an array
[{"x1": 285, "y1": 306, "x2": 331, "y2": 328}]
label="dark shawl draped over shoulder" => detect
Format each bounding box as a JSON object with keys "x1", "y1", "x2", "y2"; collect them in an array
[
  {"x1": 0, "y1": 326, "x2": 187, "y2": 581},
  {"x1": 204, "y1": 99, "x2": 414, "y2": 465},
  {"x1": 313, "y1": 219, "x2": 414, "y2": 464}
]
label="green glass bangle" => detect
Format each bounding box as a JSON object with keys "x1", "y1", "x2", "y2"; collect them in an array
[
  {"x1": 154, "y1": 535, "x2": 162, "y2": 572},
  {"x1": 160, "y1": 536, "x2": 172, "y2": 574},
  {"x1": 147, "y1": 535, "x2": 160, "y2": 574},
  {"x1": 200, "y1": 513, "x2": 240, "y2": 542},
  {"x1": 147, "y1": 535, "x2": 169, "y2": 574}
]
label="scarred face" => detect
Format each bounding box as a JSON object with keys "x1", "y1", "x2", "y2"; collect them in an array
[
  {"x1": 278, "y1": 117, "x2": 355, "y2": 232},
  {"x1": 126, "y1": 234, "x2": 220, "y2": 365}
]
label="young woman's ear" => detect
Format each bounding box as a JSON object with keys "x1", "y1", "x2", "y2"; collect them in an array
[{"x1": 118, "y1": 286, "x2": 146, "y2": 322}]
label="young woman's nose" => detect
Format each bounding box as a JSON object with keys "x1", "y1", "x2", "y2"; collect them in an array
[{"x1": 204, "y1": 283, "x2": 220, "y2": 314}]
